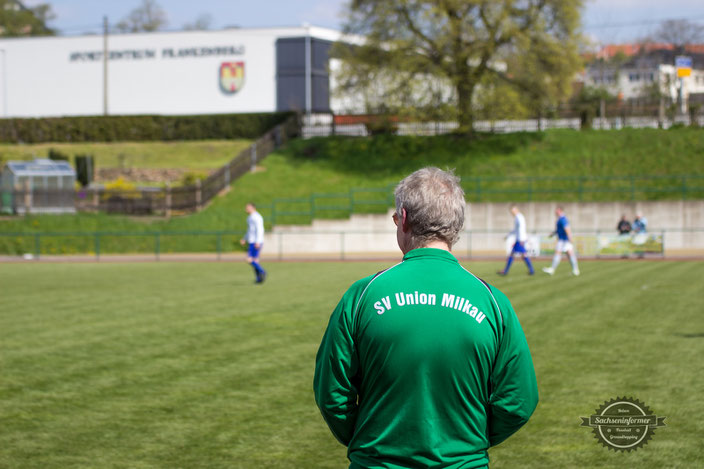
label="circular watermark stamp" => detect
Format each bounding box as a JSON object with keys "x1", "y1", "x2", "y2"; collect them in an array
[{"x1": 580, "y1": 397, "x2": 666, "y2": 452}]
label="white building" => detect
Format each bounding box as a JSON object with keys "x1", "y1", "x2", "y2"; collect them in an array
[
  {"x1": 584, "y1": 51, "x2": 704, "y2": 107},
  {"x1": 0, "y1": 26, "x2": 343, "y2": 118}
]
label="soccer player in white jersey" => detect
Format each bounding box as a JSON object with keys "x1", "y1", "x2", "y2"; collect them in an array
[
  {"x1": 240, "y1": 202, "x2": 267, "y2": 283},
  {"x1": 542, "y1": 206, "x2": 580, "y2": 276},
  {"x1": 498, "y1": 205, "x2": 534, "y2": 276}
]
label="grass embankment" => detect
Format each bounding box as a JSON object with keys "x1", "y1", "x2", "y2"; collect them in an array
[
  {"x1": 0, "y1": 139, "x2": 252, "y2": 172},
  {"x1": 0, "y1": 260, "x2": 701, "y2": 468},
  {"x1": 1, "y1": 128, "x2": 703, "y2": 255}
]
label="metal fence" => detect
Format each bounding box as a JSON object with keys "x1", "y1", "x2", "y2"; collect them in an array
[
  {"x1": 0, "y1": 115, "x2": 300, "y2": 216},
  {"x1": 4, "y1": 173, "x2": 703, "y2": 224},
  {"x1": 301, "y1": 112, "x2": 704, "y2": 138},
  {"x1": 247, "y1": 175, "x2": 704, "y2": 227},
  {"x1": 2, "y1": 229, "x2": 702, "y2": 262}
]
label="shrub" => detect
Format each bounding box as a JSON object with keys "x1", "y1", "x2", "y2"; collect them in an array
[
  {"x1": 180, "y1": 171, "x2": 207, "y2": 187},
  {"x1": 102, "y1": 177, "x2": 139, "y2": 200},
  {"x1": 0, "y1": 112, "x2": 295, "y2": 143},
  {"x1": 48, "y1": 148, "x2": 69, "y2": 161}
]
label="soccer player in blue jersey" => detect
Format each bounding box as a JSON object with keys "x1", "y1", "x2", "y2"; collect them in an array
[
  {"x1": 498, "y1": 205, "x2": 534, "y2": 275},
  {"x1": 240, "y1": 202, "x2": 267, "y2": 283},
  {"x1": 542, "y1": 206, "x2": 580, "y2": 276}
]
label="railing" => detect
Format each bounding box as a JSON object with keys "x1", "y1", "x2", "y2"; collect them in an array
[
  {"x1": 0, "y1": 115, "x2": 300, "y2": 216},
  {"x1": 265, "y1": 187, "x2": 393, "y2": 226},
  {"x1": 3, "y1": 174, "x2": 703, "y2": 224},
  {"x1": 301, "y1": 112, "x2": 704, "y2": 137},
  {"x1": 248, "y1": 175, "x2": 704, "y2": 227},
  {"x1": 2, "y1": 229, "x2": 702, "y2": 261},
  {"x1": 461, "y1": 174, "x2": 704, "y2": 202}
]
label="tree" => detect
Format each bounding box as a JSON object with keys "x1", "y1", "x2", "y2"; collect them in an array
[
  {"x1": 652, "y1": 19, "x2": 703, "y2": 51},
  {"x1": 0, "y1": 0, "x2": 54, "y2": 36},
  {"x1": 570, "y1": 85, "x2": 614, "y2": 130},
  {"x1": 183, "y1": 13, "x2": 212, "y2": 31},
  {"x1": 334, "y1": 0, "x2": 583, "y2": 134},
  {"x1": 116, "y1": 0, "x2": 167, "y2": 33}
]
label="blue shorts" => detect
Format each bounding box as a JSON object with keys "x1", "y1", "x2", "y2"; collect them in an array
[
  {"x1": 248, "y1": 243, "x2": 262, "y2": 258},
  {"x1": 511, "y1": 241, "x2": 527, "y2": 254}
]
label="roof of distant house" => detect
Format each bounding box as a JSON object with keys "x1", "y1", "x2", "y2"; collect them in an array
[{"x1": 597, "y1": 43, "x2": 704, "y2": 60}]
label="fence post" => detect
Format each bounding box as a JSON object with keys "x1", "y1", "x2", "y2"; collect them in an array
[
  {"x1": 658, "y1": 97, "x2": 665, "y2": 128},
  {"x1": 250, "y1": 142, "x2": 257, "y2": 172},
  {"x1": 271, "y1": 202, "x2": 277, "y2": 226},
  {"x1": 24, "y1": 179, "x2": 32, "y2": 214},
  {"x1": 630, "y1": 176, "x2": 635, "y2": 201},
  {"x1": 340, "y1": 232, "x2": 345, "y2": 261},
  {"x1": 578, "y1": 177, "x2": 583, "y2": 202},
  {"x1": 94, "y1": 232, "x2": 100, "y2": 261},
  {"x1": 682, "y1": 176, "x2": 687, "y2": 200},
  {"x1": 216, "y1": 232, "x2": 222, "y2": 261},
  {"x1": 595, "y1": 229, "x2": 600, "y2": 259},
  {"x1": 34, "y1": 233, "x2": 40, "y2": 259},
  {"x1": 311, "y1": 194, "x2": 316, "y2": 219},
  {"x1": 195, "y1": 179, "x2": 202, "y2": 212},
  {"x1": 165, "y1": 183, "x2": 172, "y2": 218},
  {"x1": 274, "y1": 125, "x2": 282, "y2": 147},
  {"x1": 155, "y1": 233, "x2": 160, "y2": 261},
  {"x1": 278, "y1": 231, "x2": 283, "y2": 261}
]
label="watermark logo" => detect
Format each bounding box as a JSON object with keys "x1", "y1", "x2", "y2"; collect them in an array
[{"x1": 580, "y1": 397, "x2": 666, "y2": 452}]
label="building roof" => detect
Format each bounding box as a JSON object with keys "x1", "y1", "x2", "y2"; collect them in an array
[
  {"x1": 597, "y1": 43, "x2": 704, "y2": 60},
  {"x1": 4, "y1": 158, "x2": 75, "y2": 177}
]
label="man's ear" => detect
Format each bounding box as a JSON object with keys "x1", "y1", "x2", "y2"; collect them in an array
[{"x1": 402, "y1": 208, "x2": 410, "y2": 233}]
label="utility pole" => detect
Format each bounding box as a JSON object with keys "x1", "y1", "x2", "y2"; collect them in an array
[
  {"x1": 304, "y1": 23, "x2": 312, "y2": 116},
  {"x1": 103, "y1": 16, "x2": 108, "y2": 116}
]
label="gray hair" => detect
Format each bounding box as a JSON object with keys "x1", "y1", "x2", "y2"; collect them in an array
[{"x1": 394, "y1": 167, "x2": 465, "y2": 249}]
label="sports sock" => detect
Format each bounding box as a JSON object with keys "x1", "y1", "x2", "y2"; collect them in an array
[
  {"x1": 568, "y1": 252, "x2": 579, "y2": 270},
  {"x1": 551, "y1": 253, "x2": 561, "y2": 270},
  {"x1": 250, "y1": 261, "x2": 263, "y2": 279},
  {"x1": 503, "y1": 256, "x2": 514, "y2": 273},
  {"x1": 524, "y1": 256, "x2": 534, "y2": 274}
]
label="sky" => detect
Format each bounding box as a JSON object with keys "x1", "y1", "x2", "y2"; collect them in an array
[{"x1": 24, "y1": 0, "x2": 704, "y2": 44}]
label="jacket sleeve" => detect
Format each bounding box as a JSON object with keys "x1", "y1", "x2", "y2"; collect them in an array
[
  {"x1": 313, "y1": 287, "x2": 361, "y2": 446},
  {"x1": 488, "y1": 289, "x2": 539, "y2": 446}
]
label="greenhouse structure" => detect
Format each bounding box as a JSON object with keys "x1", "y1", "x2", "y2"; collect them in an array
[{"x1": 1, "y1": 159, "x2": 76, "y2": 214}]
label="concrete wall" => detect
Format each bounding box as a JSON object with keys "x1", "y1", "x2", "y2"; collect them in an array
[
  {"x1": 264, "y1": 200, "x2": 704, "y2": 258},
  {"x1": 466, "y1": 200, "x2": 704, "y2": 232}
]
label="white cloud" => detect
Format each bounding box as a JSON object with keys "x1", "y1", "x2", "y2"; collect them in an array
[{"x1": 298, "y1": 0, "x2": 346, "y2": 28}]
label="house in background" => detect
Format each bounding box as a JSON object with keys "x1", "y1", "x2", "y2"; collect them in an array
[{"x1": 583, "y1": 43, "x2": 704, "y2": 111}]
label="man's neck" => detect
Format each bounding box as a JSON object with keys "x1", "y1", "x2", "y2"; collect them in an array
[{"x1": 403, "y1": 239, "x2": 450, "y2": 254}]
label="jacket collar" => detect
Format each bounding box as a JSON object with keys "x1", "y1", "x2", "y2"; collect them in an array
[{"x1": 403, "y1": 248, "x2": 458, "y2": 263}]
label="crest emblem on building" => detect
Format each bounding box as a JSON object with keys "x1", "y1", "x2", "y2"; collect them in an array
[{"x1": 219, "y1": 62, "x2": 245, "y2": 94}]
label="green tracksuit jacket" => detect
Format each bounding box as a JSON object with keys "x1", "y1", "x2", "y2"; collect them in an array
[{"x1": 314, "y1": 248, "x2": 538, "y2": 469}]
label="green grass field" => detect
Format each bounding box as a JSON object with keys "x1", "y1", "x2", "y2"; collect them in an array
[{"x1": 1, "y1": 259, "x2": 702, "y2": 468}]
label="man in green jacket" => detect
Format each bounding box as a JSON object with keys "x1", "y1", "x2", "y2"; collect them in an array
[{"x1": 314, "y1": 167, "x2": 538, "y2": 468}]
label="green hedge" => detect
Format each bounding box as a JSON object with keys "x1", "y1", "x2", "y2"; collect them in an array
[{"x1": 0, "y1": 112, "x2": 295, "y2": 143}]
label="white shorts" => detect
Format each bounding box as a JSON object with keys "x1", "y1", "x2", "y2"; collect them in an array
[{"x1": 556, "y1": 240, "x2": 574, "y2": 253}]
